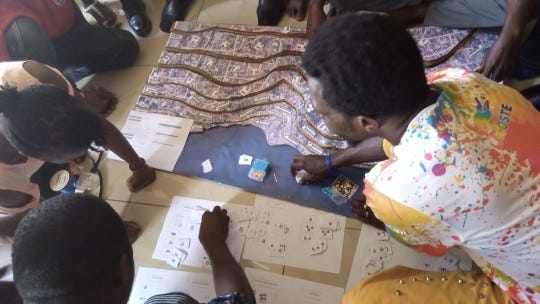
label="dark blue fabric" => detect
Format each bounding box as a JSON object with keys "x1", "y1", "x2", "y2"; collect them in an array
[{"x1": 174, "y1": 125, "x2": 368, "y2": 217}]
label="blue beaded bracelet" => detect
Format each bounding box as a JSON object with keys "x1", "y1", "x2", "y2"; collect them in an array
[{"x1": 325, "y1": 154, "x2": 336, "y2": 174}]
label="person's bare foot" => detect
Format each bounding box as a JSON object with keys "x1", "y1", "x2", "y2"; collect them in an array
[
  {"x1": 76, "y1": 86, "x2": 118, "y2": 117},
  {"x1": 123, "y1": 221, "x2": 142, "y2": 244}
]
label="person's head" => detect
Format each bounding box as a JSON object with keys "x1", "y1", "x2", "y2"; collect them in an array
[
  {"x1": 302, "y1": 13, "x2": 428, "y2": 141},
  {"x1": 0, "y1": 84, "x2": 105, "y2": 163},
  {"x1": 12, "y1": 194, "x2": 134, "y2": 304}
]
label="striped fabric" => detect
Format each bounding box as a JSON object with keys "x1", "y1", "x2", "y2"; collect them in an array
[{"x1": 144, "y1": 292, "x2": 249, "y2": 304}]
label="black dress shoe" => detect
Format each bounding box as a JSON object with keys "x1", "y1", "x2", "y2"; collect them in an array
[
  {"x1": 160, "y1": 0, "x2": 195, "y2": 32},
  {"x1": 128, "y1": 13, "x2": 152, "y2": 37},
  {"x1": 122, "y1": 0, "x2": 152, "y2": 36}
]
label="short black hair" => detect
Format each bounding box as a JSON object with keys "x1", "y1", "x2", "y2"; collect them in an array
[
  {"x1": 302, "y1": 13, "x2": 429, "y2": 117},
  {"x1": 12, "y1": 194, "x2": 132, "y2": 301},
  {"x1": 0, "y1": 84, "x2": 105, "y2": 160}
]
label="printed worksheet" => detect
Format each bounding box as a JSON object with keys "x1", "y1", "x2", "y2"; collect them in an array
[
  {"x1": 242, "y1": 196, "x2": 346, "y2": 274},
  {"x1": 245, "y1": 268, "x2": 344, "y2": 304},
  {"x1": 129, "y1": 267, "x2": 214, "y2": 304},
  {"x1": 346, "y1": 224, "x2": 473, "y2": 292},
  {"x1": 108, "y1": 110, "x2": 193, "y2": 171},
  {"x1": 152, "y1": 196, "x2": 251, "y2": 269}
]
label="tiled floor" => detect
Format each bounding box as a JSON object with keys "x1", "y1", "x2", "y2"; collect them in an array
[{"x1": 84, "y1": 0, "x2": 365, "y2": 294}]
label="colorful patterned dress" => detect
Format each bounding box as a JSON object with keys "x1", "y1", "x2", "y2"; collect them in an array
[{"x1": 364, "y1": 68, "x2": 540, "y2": 303}]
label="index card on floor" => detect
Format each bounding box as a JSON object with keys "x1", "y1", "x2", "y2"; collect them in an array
[{"x1": 108, "y1": 110, "x2": 193, "y2": 171}]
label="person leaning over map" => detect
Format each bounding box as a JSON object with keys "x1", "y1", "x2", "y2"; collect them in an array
[{"x1": 291, "y1": 13, "x2": 540, "y2": 303}]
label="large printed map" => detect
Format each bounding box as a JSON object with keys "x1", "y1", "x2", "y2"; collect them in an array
[{"x1": 136, "y1": 22, "x2": 498, "y2": 155}]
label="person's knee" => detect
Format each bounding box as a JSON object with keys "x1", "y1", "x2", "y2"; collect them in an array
[
  {"x1": 4, "y1": 17, "x2": 57, "y2": 66},
  {"x1": 114, "y1": 29, "x2": 140, "y2": 68}
]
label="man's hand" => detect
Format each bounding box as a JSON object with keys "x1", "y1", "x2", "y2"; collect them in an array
[
  {"x1": 351, "y1": 195, "x2": 369, "y2": 219},
  {"x1": 477, "y1": 0, "x2": 535, "y2": 81},
  {"x1": 199, "y1": 206, "x2": 230, "y2": 250},
  {"x1": 351, "y1": 194, "x2": 386, "y2": 230},
  {"x1": 290, "y1": 154, "x2": 328, "y2": 184},
  {"x1": 477, "y1": 35, "x2": 519, "y2": 81},
  {"x1": 126, "y1": 163, "x2": 156, "y2": 192}
]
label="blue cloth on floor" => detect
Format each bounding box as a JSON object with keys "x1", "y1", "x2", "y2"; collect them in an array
[{"x1": 174, "y1": 125, "x2": 368, "y2": 217}]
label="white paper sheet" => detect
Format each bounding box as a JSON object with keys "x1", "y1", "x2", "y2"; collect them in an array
[
  {"x1": 245, "y1": 268, "x2": 344, "y2": 304},
  {"x1": 242, "y1": 196, "x2": 346, "y2": 274},
  {"x1": 152, "y1": 196, "x2": 249, "y2": 269},
  {"x1": 108, "y1": 111, "x2": 193, "y2": 171},
  {"x1": 345, "y1": 224, "x2": 473, "y2": 292},
  {"x1": 129, "y1": 267, "x2": 215, "y2": 304}
]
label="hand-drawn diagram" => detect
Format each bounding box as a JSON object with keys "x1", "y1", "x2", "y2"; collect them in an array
[
  {"x1": 152, "y1": 197, "x2": 248, "y2": 269},
  {"x1": 242, "y1": 197, "x2": 346, "y2": 274}
]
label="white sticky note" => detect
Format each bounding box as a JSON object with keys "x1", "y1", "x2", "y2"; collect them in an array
[
  {"x1": 202, "y1": 159, "x2": 213, "y2": 173},
  {"x1": 239, "y1": 154, "x2": 253, "y2": 165}
]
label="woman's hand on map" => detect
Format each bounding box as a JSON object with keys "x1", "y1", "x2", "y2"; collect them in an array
[
  {"x1": 290, "y1": 154, "x2": 328, "y2": 184},
  {"x1": 126, "y1": 162, "x2": 156, "y2": 192}
]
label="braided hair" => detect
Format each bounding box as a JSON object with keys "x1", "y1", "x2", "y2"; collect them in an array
[{"x1": 0, "y1": 84, "x2": 105, "y2": 162}]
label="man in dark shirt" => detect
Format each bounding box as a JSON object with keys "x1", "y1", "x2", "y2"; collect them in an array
[{"x1": 11, "y1": 194, "x2": 255, "y2": 304}]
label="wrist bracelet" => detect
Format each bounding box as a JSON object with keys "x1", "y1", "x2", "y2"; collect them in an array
[
  {"x1": 129, "y1": 158, "x2": 145, "y2": 171},
  {"x1": 325, "y1": 154, "x2": 335, "y2": 174}
]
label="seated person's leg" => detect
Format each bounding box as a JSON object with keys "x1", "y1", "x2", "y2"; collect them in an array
[
  {"x1": 4, "y1": 18, "x2": 57, "y2": 67},
  {"x1": 424, "y1": 0, "x2": 507, "y2": 28},
  {"x1": 52, "y1": 25, "x2": 139, "y2": 82},
  {"x1": 257, "y1": 0, "x2": 286, "y2": 26}
]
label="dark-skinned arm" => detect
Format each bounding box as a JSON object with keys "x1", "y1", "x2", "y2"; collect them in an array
[
  {"x1": 330, "y1": 136, "x2": 386, "y2": 167},
  {"x1": 306, "y1": 0, "x2": 327, "y2": 38},
  {"x1": 290, "y1": 136, "x2": 387, "y2": 183},
  {"x1": 100, "y1": 118, "x2": 156, "y2": 192},
  {"x1": 477, "y1": 0, "x2": 536, "y2": 80},
  {"x1": 199, "y1": 207, "x2": 255, "y2": 303}
]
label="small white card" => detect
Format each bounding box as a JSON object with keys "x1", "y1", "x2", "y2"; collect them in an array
[
  {"x1": 239, "y1": 154, "x2": 253, "y2": 165},
  {"x1": 202, "y1": 159, "x2": 213, "y2": 173}
]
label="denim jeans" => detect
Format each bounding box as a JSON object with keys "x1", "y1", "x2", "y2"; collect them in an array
[{"x1": 5, "y1": 17, "x2": 140, "y2": 83}]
